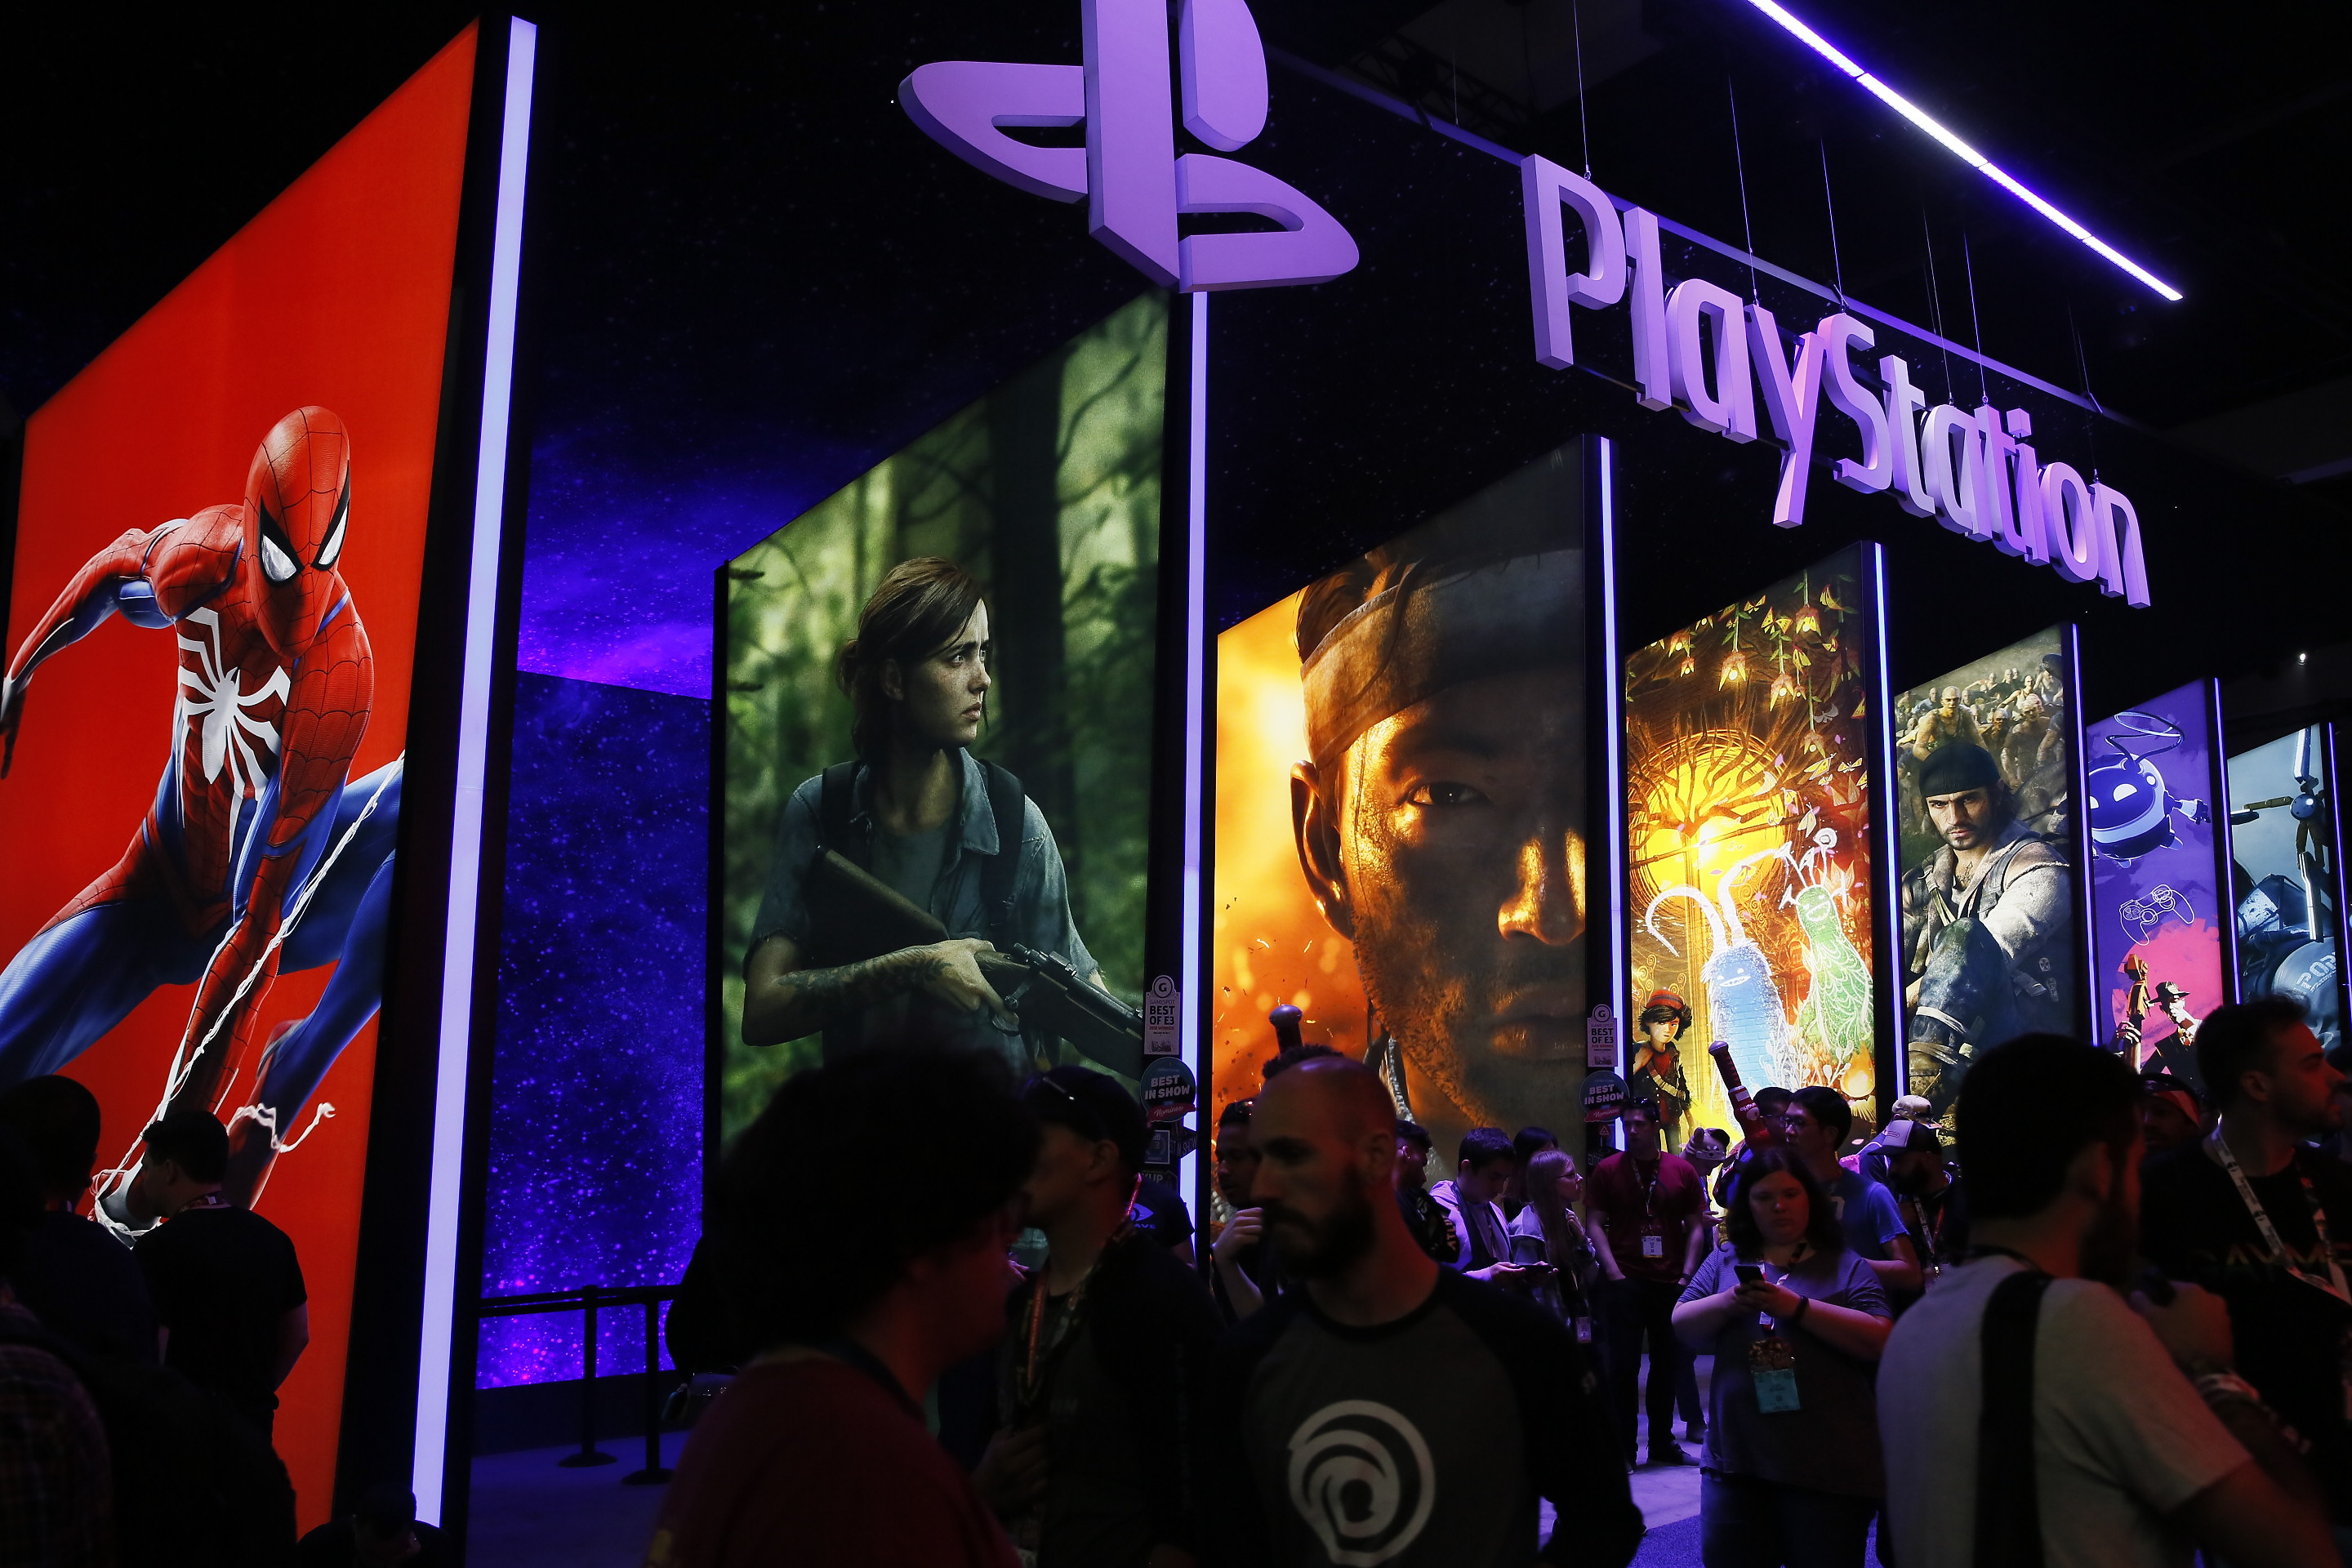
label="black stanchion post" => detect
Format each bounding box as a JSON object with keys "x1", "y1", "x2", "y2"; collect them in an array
[
  {"x1": 623, "y1": 1294, "x2": 674, "y2": 1486},
  {"x1": 558, "y1": 1286, "x2": 617, "y2": 1468}
]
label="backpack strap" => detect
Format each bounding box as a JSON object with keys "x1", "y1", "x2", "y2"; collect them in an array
[
  {"x1": 1975, "y1": 1268, "x2": 2055, "y2": 1568},
  {"x1": 818, "y1": 761, "x2": 862, "y2": 866},
  {"x1": 979, "y1": 760, "x2": 1027, "y2": 948}
]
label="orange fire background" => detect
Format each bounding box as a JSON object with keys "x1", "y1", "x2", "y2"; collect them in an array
[{"x1": 1210, "y1": 592, "x2": 1374, "y2": 1146}]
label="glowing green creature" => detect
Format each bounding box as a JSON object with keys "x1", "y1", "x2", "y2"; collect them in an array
[{"x1": 1793, "y1": 882, "x2": 1873, "y2": 1078}]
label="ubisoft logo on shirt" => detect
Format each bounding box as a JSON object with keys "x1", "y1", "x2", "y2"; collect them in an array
[{"x1": 1285, "y1": 1400, "x2": 1436, "y2": 1566}]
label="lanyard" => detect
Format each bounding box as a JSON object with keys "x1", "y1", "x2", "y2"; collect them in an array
[
  {"x1": 1016, "y1": 1218, "x2": 1131, "y2": 1415},
  {"x1": 2208, "y1": 1132, "x2": 2351, "y2": 1307}
]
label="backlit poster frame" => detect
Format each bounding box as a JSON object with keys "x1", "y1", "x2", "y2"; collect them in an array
[
  {"x1": 1621, "y1": 544, "x2": 1896, "y2": 1146},
  {"x1": 2086, "y1": 679, "x2": 2238, "y2": 1091},
  {"x1": 1890, "y1": 625, "x2": 2094, "y2": 1113},
  {"x1": 0, "y1": 19, "x2": 539, "y2": 1532},
  {"x1": 1206, "y1": 436, "x2": 1619, "y2": 1178},
  {"x1": 713, "y1": 291, "x2": 1177, "y2": 1133},
  {"x1": 2226, "y1": 721, "x2": 2349, "y2": 1052}
]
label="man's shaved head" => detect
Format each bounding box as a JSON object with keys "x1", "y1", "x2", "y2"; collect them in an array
[
  {"x1": 1259, "y1": 1056, "x2": 1396, "y2": 1143},
  {"x1": 1253, "y1": 1056, "x2": 1408, "y2": 1280}
]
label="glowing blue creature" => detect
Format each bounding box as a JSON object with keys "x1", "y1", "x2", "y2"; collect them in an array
[{"x1": 1646, "y1": 849, "x2": 1798, "y2": 1091}]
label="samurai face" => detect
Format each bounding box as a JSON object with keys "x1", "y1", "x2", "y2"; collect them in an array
[{"x1": 242, "y1": 407, "x2": 353, "y2": 657}]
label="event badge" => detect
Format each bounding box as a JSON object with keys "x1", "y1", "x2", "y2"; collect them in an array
[
  {"x1": 1641, "y1": 1226, "x2": 1665, "y2": 1259},
  {"x1": 1575, "y1": 1316, "x2": 1594, "y2": 1345},
  {"x1": 1750, "y1": 1336, "x2": 1800, "y2": 1413}
]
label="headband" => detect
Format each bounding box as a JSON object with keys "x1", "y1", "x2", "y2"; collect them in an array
[{"x1": 1299, "y1": 550, "x2": 1581, "y2": 766}]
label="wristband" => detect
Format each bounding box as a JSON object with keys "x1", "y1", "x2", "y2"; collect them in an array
[{"x1": 1790, "y1": 1295, "x2": 1811, "y2": 1323}]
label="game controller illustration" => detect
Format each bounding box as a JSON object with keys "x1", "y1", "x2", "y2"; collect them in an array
[{"x1": 2119, "y1": 884, "x2": 2195, "y2": 942}]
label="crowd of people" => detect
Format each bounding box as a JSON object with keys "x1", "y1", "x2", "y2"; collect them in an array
[
  {"x1": 10, "y1": 997, "x2": 2352, "y2": 1566},
  {"x1": 638, "y1": 991, "x2": 2352, "y2": 1568},
  {"x1": 0, "y1": 1078, "x2": 444, "y2": 1566}
]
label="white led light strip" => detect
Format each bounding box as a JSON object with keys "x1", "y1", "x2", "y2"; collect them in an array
[
  {"x1": 1744, "y1": 0, "x2": 2182, "y2": 301},
  {"x1": 414, "y1": 16, "x2": 536, "y2": 1528}
]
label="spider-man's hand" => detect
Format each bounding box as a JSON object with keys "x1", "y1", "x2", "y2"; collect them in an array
[{"x1": 0, "y1": 674, "x2": 24, "y2": 777}]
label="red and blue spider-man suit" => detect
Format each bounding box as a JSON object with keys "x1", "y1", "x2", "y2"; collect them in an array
[{"x1": 0, "y1": 406, "x2": 400, "y2": 1205}]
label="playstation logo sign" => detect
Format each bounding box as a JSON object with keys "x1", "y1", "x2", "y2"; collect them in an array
[{"x1": 900, "y1": 0, "x2": 1358, "y2": 292}]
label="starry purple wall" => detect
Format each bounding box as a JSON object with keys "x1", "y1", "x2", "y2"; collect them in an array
[{"x1": 474, "y1": 670, "x2": 706, "y2": 1388}]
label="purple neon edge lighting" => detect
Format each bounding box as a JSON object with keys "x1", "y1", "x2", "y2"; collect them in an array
[
  {"x1": 1741, "y1": 0, "x2": 2182, "y2": 301},
  {"x1": 1868, "y1": 543, "x2": 1904, "y2": 1073},
  {"x1": 416, "y1": 15, "x2": 536, "y2": 1527},
  {"x1": 1178, "y1": 288, "x2": 1208, "y2": 1208},
  {"x1": 1596, "y1": 436, "x2": 1628, "y2": 1063}
]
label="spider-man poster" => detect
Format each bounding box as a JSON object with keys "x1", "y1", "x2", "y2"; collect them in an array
[
  {"x1": 2087, "y1": 680, "x2": 2234, "y2": 1093},
  {"x1": 0, "y1": 27, "x2": 478, "y2": 1527}
]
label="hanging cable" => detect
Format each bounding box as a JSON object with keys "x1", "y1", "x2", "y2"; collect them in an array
[
  {"x1": 1726, "y1": 70, "x2": 1761, "y2": 301},
  {"x1": 2068, "y1": 303, "x2": 2102, "y2": 479},
  {"x1": 1920, "y1": 210, "x2": 1956, "y2": 403},
  {"x1": 1570, "y1": 0, "x2": 1593, "y2": 176},
  {"x1": 1818, "y1": 139, "x2": 1846, "y2": 306},
  {"x1": 1961, "y1": 233, "x2": 1990, "y2": 404}
]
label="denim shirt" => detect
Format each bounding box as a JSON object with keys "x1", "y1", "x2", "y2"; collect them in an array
[{"x1": 751, "y1": 749, "x2": 1098, "y2": 1071}]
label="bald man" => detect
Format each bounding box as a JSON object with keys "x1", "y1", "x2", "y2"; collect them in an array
[{"x1": 1203, "y1": 1058, "x2": 1641, "y2": 1568}]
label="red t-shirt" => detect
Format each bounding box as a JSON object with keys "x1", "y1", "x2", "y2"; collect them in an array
[
  {"x1": 1586, "y1": 1152, "x2": 1708, "y2": 1283},
  {"x1": 646, "y1": 1355, "x2": 1019, "y2": 1568}
]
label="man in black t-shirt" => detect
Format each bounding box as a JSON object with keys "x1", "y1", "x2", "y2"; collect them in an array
[
  {"x1": 2141, "y1": 997, "x2": 2352, "y2": 1535},
  {"x1": 131, "y1": 1108, "x2": 308, "y2": 1439},
  {"x1": 1206, "y1": 1058, "x2": 1640, "y2": 1568},
  {"x1": 977, "y1": 1068, "x2": 1221, "y2": 1567},
  {"x1": 0, "y1": 1074, "x2": 157, "y2": 1363}
]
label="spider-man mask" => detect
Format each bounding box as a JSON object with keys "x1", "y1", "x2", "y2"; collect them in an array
[{"x1": 242, "y1": 406, "x2": 353, "y2": 658}]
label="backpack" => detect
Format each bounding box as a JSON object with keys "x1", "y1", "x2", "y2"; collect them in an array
[{"x1": 0, "y1": 1315, "x2": 296, "y2": 1567}]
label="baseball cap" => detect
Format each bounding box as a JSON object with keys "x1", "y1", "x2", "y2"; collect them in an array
[
  {"x1": 1890, "y1": 1120, "x2": 1942, "y2": 1153},
  {"x1": 1023, "y1": 1067, "x2": 1147, "y2": 1174}
]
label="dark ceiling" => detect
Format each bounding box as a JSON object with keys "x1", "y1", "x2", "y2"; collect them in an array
[{"x1": 4, "y1": 2, "x2": 2345, "y2": 485}]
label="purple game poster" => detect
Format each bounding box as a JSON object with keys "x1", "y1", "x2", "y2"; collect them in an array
[{"x1": 2087, "y1": 680, "x2": 2230, "y2": 1090}]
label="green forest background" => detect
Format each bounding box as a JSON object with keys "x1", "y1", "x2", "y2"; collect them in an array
[{"x1": 719, "y1": 293, "x2": 1167, "y2": 1139}]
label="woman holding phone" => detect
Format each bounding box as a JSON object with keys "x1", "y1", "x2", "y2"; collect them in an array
[
  {"x1": 1507, "y1": 1149, "x2": 1600, "y2": 1339},
  {"x1": 1672, "y1": 1146, "x2": 1892, "y2": 1568}
]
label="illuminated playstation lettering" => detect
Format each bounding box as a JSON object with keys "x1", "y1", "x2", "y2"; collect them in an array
[{"x1": 1522, "y1": 155, "x2": 2151, "y2": 607}]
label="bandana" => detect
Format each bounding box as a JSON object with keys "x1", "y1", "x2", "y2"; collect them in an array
[{"x1": 1299, "y1": 550, "x2": 1581, "y2": 766}]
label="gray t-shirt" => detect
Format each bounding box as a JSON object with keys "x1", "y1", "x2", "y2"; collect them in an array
[
  {"x1": 869, "y1": 819, "x2": 952, "y2": 910},
  {"x1": 1679, "y1": 1244, "x2": 1890, "y2": 1497},
  {"x1": 1206, "y1": 1270, "x2": 1640, "y2": 1568},
  {"x1": 1878, "y1": 1257, "x2": 2249, "y2": 1568}
]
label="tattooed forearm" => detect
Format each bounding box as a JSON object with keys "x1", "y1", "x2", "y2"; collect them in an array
[{"x1": 742, "y1": 939, "x2": 945, "y2": 1046}]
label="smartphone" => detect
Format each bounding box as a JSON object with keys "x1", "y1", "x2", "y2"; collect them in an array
[{"x1": 1734, "y1": 1263, "x2": 1766, "y2": 1287}]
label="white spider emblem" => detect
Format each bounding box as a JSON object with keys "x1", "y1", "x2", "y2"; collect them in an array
[{"x1": 175, "y1": 607, "x2": 290, "y2": 849}]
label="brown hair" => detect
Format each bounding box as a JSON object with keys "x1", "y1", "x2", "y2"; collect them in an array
[{"x1": 838, "y1": 557, "x2": 988, "y2": 762}]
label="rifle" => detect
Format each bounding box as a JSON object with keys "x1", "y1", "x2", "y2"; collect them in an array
[{"x1": 801, "y1": 848, "x2": 1143, "y2": 1076}]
